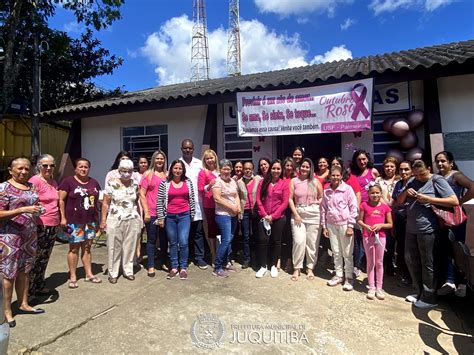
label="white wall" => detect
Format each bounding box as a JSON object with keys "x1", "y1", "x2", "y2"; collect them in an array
[
  {"x1": 82, "y1": 105, "x2": 207, "y2": 186},
  {"x1": 438, "y1": 74, "x2": 474, "y2": 178}
]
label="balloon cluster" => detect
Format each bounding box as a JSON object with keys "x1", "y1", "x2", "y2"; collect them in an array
[{"x1": 383, "y1": 110, "x2": 425, "y2": 162}]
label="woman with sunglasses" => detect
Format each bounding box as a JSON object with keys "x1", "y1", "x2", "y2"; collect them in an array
[{"x1": 28, "y1": 154, "x2": 60, "y2": 297}]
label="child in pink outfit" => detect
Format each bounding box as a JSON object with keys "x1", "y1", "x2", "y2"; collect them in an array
[{"x1": 358, "y1": 183, "x2": 393, "y2": 300}]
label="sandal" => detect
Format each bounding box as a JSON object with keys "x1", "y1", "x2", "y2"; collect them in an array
[
  {"x1": 68, "y1": 280, "x2": 78, "y2": 289},
  {"x1": 84, "y1": 276, "x2": 102, "y2": 284},
  {"x1": 290, "y1": 270, "x2": 300, "y2": 281},
  {"x1": 306, "y1": 274, "x2": 315, "y2": 281}
]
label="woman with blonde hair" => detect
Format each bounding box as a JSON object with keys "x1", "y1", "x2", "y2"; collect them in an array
[
  {"x1": 139, "y1": 150, "x2": 168, "y2": 276},
  {"x1": 198, "y1": 149, "x2": 220, "y2": 265},
  {"x1": 28, "y1": 154, "x2": 60, "y2": 296}
]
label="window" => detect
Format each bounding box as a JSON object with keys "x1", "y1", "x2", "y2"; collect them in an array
[
  {"x1": 122, "y1": 125, "x2": 168, "y2": 162},
  {"x1": 223, "y1": 125, "x2": 252, "y2": 163}
]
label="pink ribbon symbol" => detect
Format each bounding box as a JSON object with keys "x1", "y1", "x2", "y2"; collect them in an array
[{"x1": 351, "y1": 84, "x2": 370, "y2": 120}]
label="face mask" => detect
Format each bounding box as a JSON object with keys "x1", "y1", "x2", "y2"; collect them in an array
[{"x1": 120, "y1": 172, "x2": 132, "y2": 180}]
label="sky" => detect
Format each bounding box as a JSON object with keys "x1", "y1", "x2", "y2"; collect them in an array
[{"x1": 49, "y1": 0, "x2": 474, "y2": 93}]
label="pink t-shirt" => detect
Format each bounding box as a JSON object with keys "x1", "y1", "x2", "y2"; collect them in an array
[
  {"x1": 140, "y1": 173, "x2": 165, "y2": 217},
  {"x1": 213, "y1": 177, "x2": 238, "y2": 217},
  {"x1": 244, "y1": 179, "x2": 255, "y2": 210},
  {"x1": 292, "y1": 177, "x2": 319, "y2": 206},
  {"x1": 29, "y1": 175, "x2": 60, "y2": 226},
  {"x1": 360, "y1": 201, "x2": 391, "y2": 238},
  {"x1": 167, "y1": 182, "x2": 190, "y2": 215},
  {"x1": 198, "y1": 169, "x2": 218, "y2": 209}
]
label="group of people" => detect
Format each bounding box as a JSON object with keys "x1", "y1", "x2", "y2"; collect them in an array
[{"x1": 1, "y1": 141, "x2": 472, "y2": 328}]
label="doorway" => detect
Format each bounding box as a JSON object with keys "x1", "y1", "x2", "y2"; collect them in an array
[{"x1": 277, "y1": 133, "x2": 342, "y2": 163}]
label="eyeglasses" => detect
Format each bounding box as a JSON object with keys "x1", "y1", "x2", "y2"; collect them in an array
[
  {"x1": 181, "y1": 147, "x2": 193, "y2": 151},
  {"x1": 42, "y1": 164, "x2": 55, "y2": 168}
]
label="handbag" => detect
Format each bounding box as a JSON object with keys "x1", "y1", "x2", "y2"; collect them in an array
[{"x1": 430, "y1": 177, "x2": 467, "y2": 228}]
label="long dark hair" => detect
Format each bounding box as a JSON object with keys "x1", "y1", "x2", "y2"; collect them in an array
[
  {"x1": 260, "y1": 159, "x2": 282, "y2": 201},
  {"x1": 111, "y1": 151, "x2": 132, "y2": 170},
  {"x1": 331, "y1": 156, "x2": 350, "y2": 182},
  {"x1": 435, "y1": 151, "x2": 459, "y2": 170},
  {"x1": 257, "y1": 157, "x2": 271, "y2": 176},
  {"x1": 350, "y1": 149, "x2": 374, "y2": 176},
  {"x1": 167, "y1": 160, "x2": 187, "y2": 182}
]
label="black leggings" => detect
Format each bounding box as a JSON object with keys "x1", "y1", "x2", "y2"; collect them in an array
[{"x1": 257, "y1": 216, "x2": 286, "y2": 269}]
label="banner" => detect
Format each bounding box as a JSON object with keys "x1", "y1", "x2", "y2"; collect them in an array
[{"x1": 237, "y1": 78, "x2": 373, "y2": 137}]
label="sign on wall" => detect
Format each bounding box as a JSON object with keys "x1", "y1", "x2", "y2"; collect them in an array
[
  {"x1": 237, "y1": 78, "x2": 373, "y2": 137},
  {"x1": 373, "y1": 82, "x2": 410, "y2": 113}
]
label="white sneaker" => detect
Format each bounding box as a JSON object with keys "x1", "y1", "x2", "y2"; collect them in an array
[
  {"x1": 405, "y1": 294, "x2": 418, "y2": 303},
  {"x1": 270, "y1": 266, "x2": 278, "y2": 278},
  {"x1": 455, "y1": 284, "x2": 467, "y2": 298},
  {"x1": 255, "y1": 267, "x2": 268, "y2": 278},
  {"x1": 342, "y1": 278, "x2": 354, "y2": 291}
]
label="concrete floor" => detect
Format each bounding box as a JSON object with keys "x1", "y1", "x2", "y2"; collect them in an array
[{"x1": 7, "y1": 241, "x2": 474, "y2": 354}]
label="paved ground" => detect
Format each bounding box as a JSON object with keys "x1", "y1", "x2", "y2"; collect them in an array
[{"x1": 7, "y1": 241, "x2": 474, "y2": 354}]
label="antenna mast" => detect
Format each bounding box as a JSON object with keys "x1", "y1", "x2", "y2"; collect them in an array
[
  {"x1": 191, "y1": 0, "x2": 210, "y2": 82},
  {"x1": 227, "y1": 0, "x2": 241, "y2": 76}
]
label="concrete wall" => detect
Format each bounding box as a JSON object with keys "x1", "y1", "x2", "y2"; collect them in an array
[
  {"x1": 82, "y1": 105, "x2": 207, "y2": 186},
  {"x1": 438, "y1": 74, "x2": 474, "y2": 178}
]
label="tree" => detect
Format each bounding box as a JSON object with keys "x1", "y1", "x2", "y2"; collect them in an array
[
  {"x1": 5, "y1": 28, "x2": 124, "y2": 111},
  {"x1": 0, "y1": 0, "x2": 125, "y2": 114}
]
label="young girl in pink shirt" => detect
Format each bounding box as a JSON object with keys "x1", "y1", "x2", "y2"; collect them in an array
[{"x1": 358, "y1": 183, "x2": 393, "y2": 300}]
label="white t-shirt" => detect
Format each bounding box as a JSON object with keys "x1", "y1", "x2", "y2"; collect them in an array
[{"x1": 180, "y1": 156, "x2": 203, "y2": 221}]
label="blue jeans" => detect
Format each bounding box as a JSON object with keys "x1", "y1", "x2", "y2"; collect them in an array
[
  {"x1": 145, "y1": 216, "x2": 167, "y2": 269},
  {"x1": 166, "y1": 212, "x2": 191, "y2": 270},
  {"x1": 189, "y1": 220, "x2": 206, "y2": 265},
  {"x1": 241, "y1": 210, "x2": 255, "y2": 265},
  {"x1": 215, "y1": 215, "x2": 237, "y2": 272}
]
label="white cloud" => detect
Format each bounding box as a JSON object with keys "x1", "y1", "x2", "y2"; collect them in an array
[
  {"x1": 424, "y1": 0, "x2": 454, "y2": 11},
  {"x1": 254, "y1": 0, "x2": 351, "y2": 17},
  {"x1": 310, "y1": 45, "x2": 352, "y2": 64},
  {"x1": 369, "y1": 0, "x2": 455, "y2": 14},
  {"x1": 340, "y1": 17, "x2": 356, "y2": 30},
  {"x1": 63, "y1": 21, "x2": 85, "y2": 34},
  {"x1": 140, "y1": 15, "x2": 352, "y2": 85}
]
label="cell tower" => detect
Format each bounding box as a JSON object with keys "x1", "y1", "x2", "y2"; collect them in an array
[
  {"x1": 191, "y1": 0, "x2": 210, "y2": 82},
  {"x1": 227, "y1": 0, "x2": 241, "y2": 76}
]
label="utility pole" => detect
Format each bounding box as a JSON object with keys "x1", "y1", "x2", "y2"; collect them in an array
[
  {"x1": 227, "y1": 0, "x2": 241, "y2": 76},
  {"x1": 31, "y1": 34, "x2": 41, "y2": 160},
  {"x1": 191, "y1": 0, "x2": 210, "y2": 82},
  {"x1": 31, "y1": 35, "x2": 48, "y2": 161}
]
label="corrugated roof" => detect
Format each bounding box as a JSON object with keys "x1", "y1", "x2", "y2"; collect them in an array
[{"x1": 42, "y1": 40, "x2": 474, "y2": 118}]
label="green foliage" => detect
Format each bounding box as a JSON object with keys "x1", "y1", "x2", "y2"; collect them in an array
[{"x1": 0, "y1": 0, "x2": 125, "y2": 113}]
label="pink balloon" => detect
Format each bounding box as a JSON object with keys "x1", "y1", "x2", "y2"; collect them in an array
[
  {"x1": 382, "y1": 118, "x2": 396, "y2": 132},
  {"x1": 386, "y1": 149, "x2": 404, "y2": 163},
  {"x1": 390, "y1": 119, "x2": 410, "y2": 137},
  {"x1": 406, "y1": 147, "x2": 424, "y2": 161},
  {"x1": 400, "y1": 131, "x2": 418, "y2": 150},
  {"x1": 407, "y1": 110, "x2": 424, "y2": 129}
]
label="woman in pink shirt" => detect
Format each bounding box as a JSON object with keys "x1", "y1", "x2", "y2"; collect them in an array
[
  {"x1": 139, "y1": 150, "x2": 168, "y2": 277},
  {"x1": 321, "y1": 166, "x2": 358, "y2": 291},
  {"x1": 198, "y1": 149, "x2": 219, "y2": 266},
  {"x1": 236, "y1": 161, "x2": 262, "y2": 269},
  {"x1": 288, "y1": 158, "x2": 323, "y2": 281},
  {"x1": 255, "y1": 160, "x2": 289, "y2": 278},
  {"x1": 157, "y1": 160, "x2": 196, "y2": 280},
  {"x1": 351, "y1": 150, "x2": 379, "y2": 277},
  {"x1": 28, "y1": 154, "x2": 60, "y2": 296}
]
